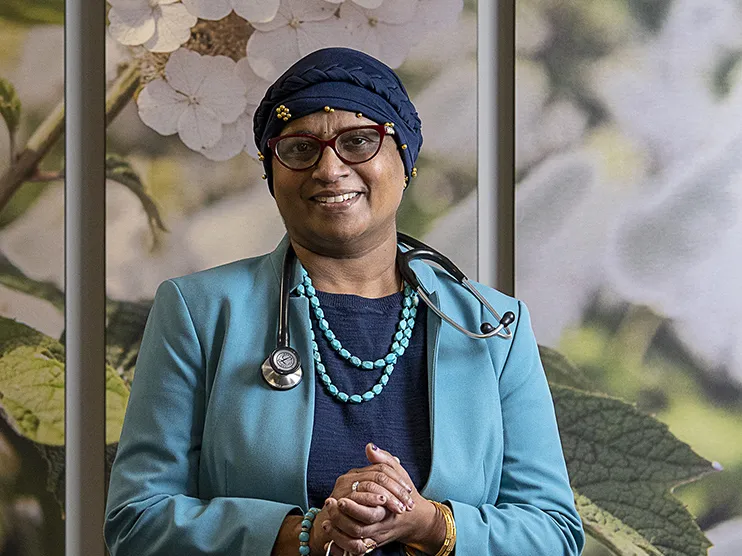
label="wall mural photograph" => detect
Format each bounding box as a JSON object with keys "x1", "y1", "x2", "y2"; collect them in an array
[{"x1": 0, "y1": 0, "x2": 740, "y2": 554}]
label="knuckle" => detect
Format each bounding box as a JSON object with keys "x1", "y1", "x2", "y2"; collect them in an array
[
  {"x1": 374, "y1": 471, "x2": 388, "y2": 484},
  {"x1": 347, "y1": 522, "x2": 364, "y2": 537}
]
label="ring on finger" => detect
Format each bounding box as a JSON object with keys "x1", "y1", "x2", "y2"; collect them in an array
[
  {"x1": 363, "y1": 537, "x2": 378, "y2": 553},
  {"x1": 351, "y1": 480, "x2": 360, "y2": 492}
]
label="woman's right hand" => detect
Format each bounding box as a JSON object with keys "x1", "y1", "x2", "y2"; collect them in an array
[{"x1": 326, "y1": 443, "x2": 416, "y2": 516}]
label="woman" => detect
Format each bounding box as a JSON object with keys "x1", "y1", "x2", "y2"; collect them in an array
[{"x1": 105, "y1": 48, "x2": 584, "y2": 555}]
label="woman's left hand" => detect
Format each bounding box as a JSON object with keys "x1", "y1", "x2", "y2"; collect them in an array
[{"x1": 320, "y1": 444, "x2": 443, "y2": 555}]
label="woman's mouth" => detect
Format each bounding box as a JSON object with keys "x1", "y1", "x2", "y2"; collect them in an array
[{"x1": 313, "y1": 192, "x2": 361, "y2": 204}]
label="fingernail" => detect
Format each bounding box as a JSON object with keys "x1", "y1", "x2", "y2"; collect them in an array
[
  {"x1": 407, "y1": 498, "x2": 415, "y2": 509},
  {"x1": 322, "y1": 521, "x2": 330, "y2": 532},
  {"x1": 338, "y1": 500, "x2": 346, "y2": 509},
  {"x1": 371, "y1": 443, "x2": 378, "y2": 451},
  {"x1": 324, "y1": 498, "x2": 330, "y2": 507},
  {"x1": 379, "y1": 495, "x2": 386, "y2": 503}
]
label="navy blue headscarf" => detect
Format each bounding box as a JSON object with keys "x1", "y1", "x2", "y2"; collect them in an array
[{"x1": 253, "y1": 47, "x2": 423, "y2": 194}]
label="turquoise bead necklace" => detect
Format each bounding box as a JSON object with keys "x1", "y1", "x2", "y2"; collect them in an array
[{"x1": 297, "y1": 269, "x2": 419, "y2": 403}]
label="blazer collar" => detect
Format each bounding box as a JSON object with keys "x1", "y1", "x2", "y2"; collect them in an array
[{"x1": 267, "y1": 233, "x2": 439, "y2": 295}]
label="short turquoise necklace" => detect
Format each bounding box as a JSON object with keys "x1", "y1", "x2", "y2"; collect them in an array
[{"x1": 297, "y1": 269, "x2": 419, "y2": 403}]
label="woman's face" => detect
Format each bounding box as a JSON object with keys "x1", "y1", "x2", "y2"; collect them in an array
[{"x1": 271, "y1": 109, "x2": 406, "y2": 256}]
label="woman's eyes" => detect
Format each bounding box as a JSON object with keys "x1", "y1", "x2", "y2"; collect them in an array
[
  {"x1": 340, "y1": 134, "x2": 376, "y2": 149},
  {"x1": 288, "y1": 140, "x2": 317, "y2": 154}
]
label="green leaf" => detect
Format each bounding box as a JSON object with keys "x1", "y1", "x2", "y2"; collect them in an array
[
  {"x1": 0, "y1": 0, "x2": 64, "y2": 26},
  {"x1": 0, "y1": 317, "x2": 130, "y2": 446},
  {"x1": 574, "y1": 493, "x2": 662, "y2": 556},
  {"x1": 105, "y1": 154, "x2": 168, "y2": 241},
  {"x1": 540, "y1": 345, "x2": 593, "y2": 390},
  {"x1": 106, "y1": 299, "x2": 152, "y2": 388},
  {"x1": 551, "y1": 384, "x2": 717, "y2": 556},
  {"x1": 0, "y1": 320, "x2": 64, "y2": 445},
  {"x1": 0, "y1": 78, "x2": 21, "y2": 136}
]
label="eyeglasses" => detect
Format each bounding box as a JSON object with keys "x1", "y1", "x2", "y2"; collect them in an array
[{"x1": 267, "y1": 124, "x2": 393, "y2": 171}]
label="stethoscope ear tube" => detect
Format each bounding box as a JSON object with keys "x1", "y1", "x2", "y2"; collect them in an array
[{"x1": 397, "y1": 232, "x2": 513, "y2": 339}]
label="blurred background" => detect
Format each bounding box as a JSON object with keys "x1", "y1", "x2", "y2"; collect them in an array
[
  {"x1": 435, "y1": 0, "x2": 742, "y2": 553},
  {"x1": 1, "y1": 0, "x2": 741, "y2": 554}
]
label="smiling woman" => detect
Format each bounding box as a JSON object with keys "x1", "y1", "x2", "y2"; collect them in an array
[
  {"x1": 271, "y1": 111, "x2": 405, "y2": 264},
  {"x1": 104, "y1": 47, "x2": 584, "y2": 556}
]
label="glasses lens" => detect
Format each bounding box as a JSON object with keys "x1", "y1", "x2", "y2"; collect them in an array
[
  {"x1": 336, "y1": 128, "x2": 382, "y2": 163},
  {"x1": 275, "y1": 136, "x2": 322, "y2": 169}
]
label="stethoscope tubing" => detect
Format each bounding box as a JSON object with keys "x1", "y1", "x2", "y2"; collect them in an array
[{"x1": 263, "y1": 234, "x2": 514, "y2": 390}]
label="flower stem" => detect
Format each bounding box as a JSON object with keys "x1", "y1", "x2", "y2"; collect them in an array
[
  {"x1": 610, "y1": 305, "x2": 664, "y2": 368},
  {"x1": 0, "y1": 61, "x2": 141, "y2": 214}
]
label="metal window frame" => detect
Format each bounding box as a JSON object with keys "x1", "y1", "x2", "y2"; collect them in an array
[{"x1": 65, "y1": 0, "x2": 107, "y2": 553}]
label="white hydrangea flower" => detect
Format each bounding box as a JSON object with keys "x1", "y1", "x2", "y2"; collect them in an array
[
  {"x1": 200, "y1": 58, "x2": 272, "y2": 161},
  {"x1": 324, "y1": 0, "x2": 385, "y2": 9},
  {"x1": 137, "y1": 49, "x2": 247, "y2": 151},
  {"x1": 246, "y1": 0, "x2": 344, "y2": 81},
  {"x1": 182, "y1": 0, "x2": 279, "y2": 23},
  {"x1": 108, "y1": 0, "x2": 196, "y2": 53},
  {"x1": 608, "y1": 129, "x2": 742, "y2": 381},
  {"x1": 339, "y1": 0, "x2": 428, "y2": 68}
]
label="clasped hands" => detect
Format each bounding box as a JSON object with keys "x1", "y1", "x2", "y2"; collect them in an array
[{"x1": 310, "y1": 443, "x2": 438, "y2": 555}]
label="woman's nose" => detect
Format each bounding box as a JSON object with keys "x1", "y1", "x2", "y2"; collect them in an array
[{"x1": 312, "y1": 145, "x2": 350, "y2": 183}]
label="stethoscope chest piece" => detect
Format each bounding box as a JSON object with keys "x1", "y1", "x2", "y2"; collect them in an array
[{"x1": 262, "y1": 347, "x2": 303, "y2": 390}]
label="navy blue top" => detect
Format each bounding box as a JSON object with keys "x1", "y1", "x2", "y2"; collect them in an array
[{"x1": 307, "y1": 290, "x2": 431, "y2": 555}]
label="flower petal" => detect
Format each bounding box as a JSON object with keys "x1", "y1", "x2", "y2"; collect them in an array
[
  {"x1": 367, "y1": 0, "x2": 417, "y2": 24},
  {"x1": 246, "y1": 26, "x2": 302, "y2": 81},
  {"x1": 201, "y1": 114, "x2": 249, "y2": 161},
  {"x1": 108, "y1": 4, "x2": 156, "y2": 46},
  {"x1": 235, "y1": 57, "x2": 272, "y2": 108},
  {"x1": 250, "y1": 4, "x2": 290, "y2": 31},
  {"x1": 143, "y1": 3, "x2": 197, "y2": 53},
  {"x1": 177, "y1": 104, "x2": 223, "y2": 150},
  {"x1": 297, "y1": 19, "x2": 354, "y2": 57},
  {"x1": 181, "y1": 0, "x2": 232, "y2": 20},
  {"x1": 165, "y1": 48, "x2": 207, "y2": 96},
  {"x1": 137, "y1": 79, "x2": 187, "y2": 135},
  {"x1": 195, "y1": 56, "x2": 247, "y2": 123},
  {"x1": 232, "y1": 0, "x2": 280, "y2": 23},
  {"x1": 289, "y1": 0, "x2": 338, "y2": 22},
  {"x1": 352, "y1": 0, "x2": 386, "y2": 11}
]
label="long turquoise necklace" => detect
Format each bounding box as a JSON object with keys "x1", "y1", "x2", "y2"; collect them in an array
[{"x1": 297, "y1": 269, "x2": 419, "y2": 403}]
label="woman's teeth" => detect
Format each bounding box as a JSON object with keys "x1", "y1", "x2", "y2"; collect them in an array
[{"x1": 314, "y1": 192, "x2": 359, "y2": 204}]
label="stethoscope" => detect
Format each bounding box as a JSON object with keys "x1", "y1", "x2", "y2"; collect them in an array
[{"x1": 262, "y1": 233, "x2": 516, "y2": 390}]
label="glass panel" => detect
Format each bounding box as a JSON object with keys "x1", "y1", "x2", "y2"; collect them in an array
[
  {"x1": 515, "y1": 1, "x2": 742, "y2": 554},
  {"x1": 0, "y1": 3, "x2": 66, "y2": 554}
]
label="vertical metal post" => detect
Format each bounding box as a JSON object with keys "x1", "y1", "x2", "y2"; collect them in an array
[
  {"x1": 478, "y1": 0, "x2": 515, "y2": 295},
  {"x1": 65, "y1": 0, "x2": 107, "y2": 553}
]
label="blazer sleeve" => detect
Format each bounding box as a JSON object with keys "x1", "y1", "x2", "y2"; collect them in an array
[
  {"x1": 447, "y1": 301, "x2": 585, "y2": 555},
  {"x1": 104, "y1": 280, "x2": 301, "y2": 556}
]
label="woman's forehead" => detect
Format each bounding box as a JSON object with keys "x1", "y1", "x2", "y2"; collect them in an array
[{"x1": 280, "y1": 109, "x2": 377, "y2": 136}]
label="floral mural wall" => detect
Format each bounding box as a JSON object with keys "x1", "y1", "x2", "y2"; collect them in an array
[
  {"x1": 0, "y1": 3, "x2": 66, "y2": 556},
  {"x1": 513, "y1": 1, "x2": 742, "y2": 554}
]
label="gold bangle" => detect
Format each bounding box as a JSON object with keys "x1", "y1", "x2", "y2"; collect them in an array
[
  {"x1": 404, "y1": 501, "x2": 456, "y2": 556},
  {"x1": 431, "y1": 501, "x2": 456, "y2": 556}
]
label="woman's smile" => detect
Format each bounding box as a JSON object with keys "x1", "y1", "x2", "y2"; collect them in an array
[{"x1": 311, "y1": 190, "x2": 362, "y2": 209}]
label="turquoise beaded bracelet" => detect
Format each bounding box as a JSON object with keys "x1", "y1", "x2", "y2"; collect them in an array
[{"x1": 299, "y1": 507, "x2": 320, "y2": 555}]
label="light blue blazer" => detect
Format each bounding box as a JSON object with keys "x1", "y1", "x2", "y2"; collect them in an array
[{"x1": 105, "y1": 237, "x2": 584, "y2": 555}]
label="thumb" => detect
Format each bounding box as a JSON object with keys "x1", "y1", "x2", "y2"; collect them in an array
[{"x1": 365, "y1": 442, "x2": 400, "y2": 465}]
